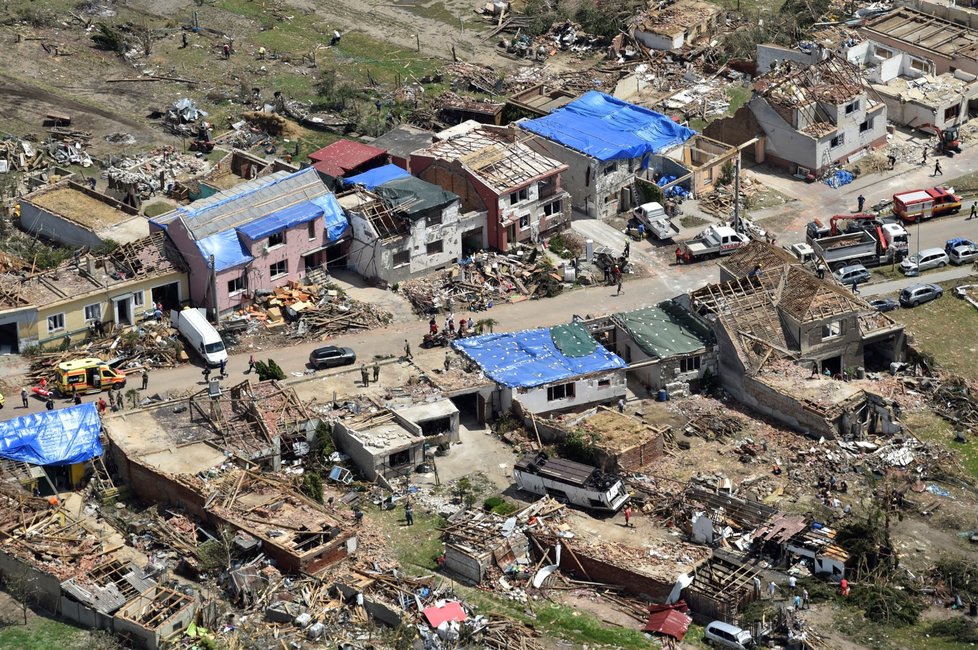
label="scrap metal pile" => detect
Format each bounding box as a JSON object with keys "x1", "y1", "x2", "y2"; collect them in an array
[{"x1": 400, "y1": 246, "x2": 563, "y2": 315}]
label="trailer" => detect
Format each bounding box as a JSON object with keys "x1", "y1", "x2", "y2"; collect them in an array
[{"x1": 514, "y1": 452, "x2": 630, "y2": 512}]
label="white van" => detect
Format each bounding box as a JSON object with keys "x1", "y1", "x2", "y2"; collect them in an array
[
  {"x1": 171, "y1": 307, "x2": 228, "y2": 367},
  {"x1": 703, "y1": 621, "x2": 754, "y2": 649}
]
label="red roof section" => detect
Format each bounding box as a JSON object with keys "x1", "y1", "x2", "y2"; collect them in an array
[
  {"x1": 307, "y1": 140, "x2": 386, "y2": 177},
  {"x1": 643, "y1": 608, "x2": 692, "y2": 640},
  {"x1": 423, "y1": 601, "x2": 467, "y2": 628}
]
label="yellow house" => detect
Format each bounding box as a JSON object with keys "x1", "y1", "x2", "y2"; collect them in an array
[{"x1": 0, "y1": 232, "x2": 188, "y2": 351}]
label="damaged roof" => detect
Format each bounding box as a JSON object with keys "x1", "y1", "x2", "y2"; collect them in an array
[
  {"x1": 613, "y1": 301, "x2": 714, "y2": 359},
  {"x1": 862, "y1": 8, "x2": 978, "y2": 59},
  {"x1": 632, "y1": 0, "x2": 720, "y2": 37}
]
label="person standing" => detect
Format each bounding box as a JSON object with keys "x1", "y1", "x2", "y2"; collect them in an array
[
  {"x1": 219, "y1": 358, "x2": 227, "y2": 378},
  {"x1": 768, "y1": 581, "x2": 778, "y2": 598},
  {"x1": 922, "y1": 146, "x2": 928, "y2": 165},
  {"x1": 21, "y1": 387, "x2": 28, "y2": 409},
  {"x1": 616, "y1": 277, "x2": 623, "y2": 296},
  {"x1": 372, "y1": 361, "x2": 380, "y2": 383},
  {"x1": 142, "y1": 369, "x2": 149, "y2": 390},
  {"x1": 623, "y1": 505, "x2": 633, "y2": 528},
  {"x1": 623, "y1": 241, "x2": 630, "y2": 258},
  {"x1": 857, "y1": 194, "x2": 865, "y2": 212},
  {"x1": 852, "y1": 281, "x2": 859, "y2": 295},
  {"x1": 802, "y1": 587, "x2": 810, "y2": 609},
  {"x1": 405, "y1": 503, "x2": 414, "y2": 526},
  {"x1": 404, "y1": 339, "x2": 413, "y2": 360},
  {"x1": 73, "y1": 392, "x2": 82, "y2": 406},
  {"x1": 222, "y1": 42, "x2": 230, "y2": 59},
  {"x1": 45, "y1": 397, "x2": 54, "y2": 411},
  {"x1": 887, "y1": 154, "x2": 896, "y2": 170},
  {"x1": 354, "y1": 507, "x2": 364, "y2": 526},
  {"x1": 247, "y1": 354, "x2": 256, "y2": 374},
  {"x1": 202, "y1": 366, "x2": 211, "y2": 383},
  {"x1": 788, "y1": 575, "x2": 797, "y2": 592},
  {"x1": 360, "y1": 363, "x2": 370, "y2": 387},
  {"x1": 935, "y1": 160, "x2": 943, "y2": 176},
  {"x1": 444, "y1": 352, "x2": 451, "y2": 372},
  {"x1": 617, "y1": 398, "x2": 625, "y2": 413}
]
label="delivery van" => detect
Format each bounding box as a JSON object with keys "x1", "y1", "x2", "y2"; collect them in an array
[
  {"x1": 171, "y1": 307, "x2": 228, "y2": 367},
  {"x1": 57, "y1": 358, "x2": 127, "y2": 395}
]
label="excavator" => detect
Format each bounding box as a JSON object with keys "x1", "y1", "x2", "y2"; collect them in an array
[{"x1": 920, "y1": 123, "x2": 962, "y2": 156}]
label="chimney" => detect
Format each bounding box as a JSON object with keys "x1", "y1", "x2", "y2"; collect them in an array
[{"x1": 86, "y1": 255, "x2": 95, "y2": 277}]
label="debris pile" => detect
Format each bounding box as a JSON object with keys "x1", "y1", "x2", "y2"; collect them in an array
[
  {"x1": 698, "y1": 173, "x2": 765, "y2": 217},
  {"x1": 400, "y1": 247, "x2": 563, "y2": 315},
  {"x1": 104, "y1": 146, "x2": 209, "y2": 196}
]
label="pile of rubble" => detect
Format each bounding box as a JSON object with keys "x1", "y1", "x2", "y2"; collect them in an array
[
  {"x1": 400, "y1": 246, "x2": 563, "y2": 315},
  {"x1": 232, "y1": 281, "x2": 393, "y2": 339},
  {"x1": 698, "y1": 173, "x2": 766, "y2": 217},
  {"x1": 103, "y1": 146, "x2": 209, "y2": 196}
]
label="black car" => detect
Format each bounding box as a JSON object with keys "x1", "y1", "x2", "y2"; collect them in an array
[
  {"x1": 868, "y1": 298, "x2": 899, "y2": 313},
  {"x1": 308, "y1": 346, "x2": 357, "y2": 369}
]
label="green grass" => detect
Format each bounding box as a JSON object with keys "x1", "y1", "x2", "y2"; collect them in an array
[
  {"x1": 726, "y1": 84, "x2": 751, "y2": 115},
  {"x1": 403, "y1": 1, "x2": 466, "y2": 29},
  {"x1": 890, "y1": 277, "x2": 978, "y2": 380},
  {"x1": 0, "y1": 617, "x2": 91, "y2": 650},
  {"x1": 142, "y1": 201, "x2": 174, "y2": 218},
  {"x1": 367, "y1": 503, "x2": 445, "y2": 573}
]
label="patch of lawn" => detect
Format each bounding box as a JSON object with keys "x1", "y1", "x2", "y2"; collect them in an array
[
  {"x1": 0, "y1": 617, "x2": 90, "y2": 650},
  {"x1": 403, "y1": 1, "x2": 466, "y2": 29},
  {"x1": 367, "y1": 503, "x2": 445, "y2": 573},
  {"x1": 726, "y1": 84, "x2": 751, "y2": 115},
  {"x1": 142, "y1": 201, "x2": 174, "y2": 218},
  {"x1": 889, "y1": 277, "x2": 978, "y2": 380}
]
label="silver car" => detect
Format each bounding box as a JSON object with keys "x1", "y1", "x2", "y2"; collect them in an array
[
  {"x1": 949, "y1": 245, "x2": 978, "y2": 265},
  {"x1": 900, "y1": 247, "x2": 949, "y2": 275}
]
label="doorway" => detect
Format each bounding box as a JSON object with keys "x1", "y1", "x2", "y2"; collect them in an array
[
  {"x1": 151, "y1": 282, "x2": 181, "y2": 311},
  {"x1": 114, "y1": 296, "x2": 133, "y2": 326},
  {"x1": 0, "y1": 321, "x2": 19, "y2": 354}
]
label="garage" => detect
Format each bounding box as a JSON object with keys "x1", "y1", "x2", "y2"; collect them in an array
[{"x1": 0, "y1": 320, "x2": 19, "y2": 353}]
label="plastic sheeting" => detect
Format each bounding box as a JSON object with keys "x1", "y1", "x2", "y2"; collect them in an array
[
  {"x1": 197, "y1": 229, "x2": 254, "y2": 271},
  {"x1": 344, "y1": 163, "x2": 410, "y2": 190},
  {"x1": 0, "y1": 403, "x2": 102, "y2": 466},
  {"x1": 237, "y1": 194, "x2": 348, "y2": 242},
  {"x1": 521, "y1": 91, "x2": 695, "y2": 162},
  {"x1": 614, "y1": 302, "x2": 713, "y2": 360},
  {"x1": 824, "y1": 169, "x2": 855, "y2": 188},
  {"x1": 374, "y1": 176, "x2": 458, "y2": 217},
  {"x1": 453, "y1": 325, "x2": 625, "y2": 388},
  {"x1": 550, "y1": 322, "x2": 598, "y2": 357}
]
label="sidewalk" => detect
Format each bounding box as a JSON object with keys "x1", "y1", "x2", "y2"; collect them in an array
[{"x1": 861, "y1": 266, "x2": 975, "y2": 297}]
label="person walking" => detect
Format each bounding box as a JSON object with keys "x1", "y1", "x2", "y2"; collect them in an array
[
  {"x1": 857, "y1": 194, "x2": 865, "y2": 212},
  {"x1": 219, "y1": 358, "x2": 228, "y2": 377},
  {"x1": 616, "y1": 277, "x2": 623, "y2": 296},
  {"x1": 618, "y1": 398, "x2": 625, "y2": 413},
  {"x1": 405, "y1": 503, "x2": 414, "y2": 526},
  {"x1": 802, "y1": 587, "x2": 810, "y2": 609},
  {"x1": 788, "y1": 575, "x2": 797, "y2": 592},
  {"x1": 404, "y1": 339, "x2": 413, "y2": 360},
  {"x1": 444, "y1": 352, "x2": 451, "y2": 372},
  {"x1": 247, "y1": 354, "x2": 256, "y2": 374},
  {"x1": 360, "y1": 363, "x2": 370, "y2": 387},
  {"x1": 202, "y1": 366, "x2": 211, "y2": 383},
  {"x1": 922, "y1": 146, "x2": 928, "y2": 165},
  {"x1": 934, "y1": 160, "x2": 943, "y2": 176},
  {"x1": 851, "y1": 281, "x2": 859, "y2": 295},
  {"x1": 623, "y1": 505, "x2": 633, "y2": 528},
  {"x1": 142, "y1": 369, "x2": 149, "y2": 390},
  {"x1": 623, "y1": 241, "x2": 630, "y2": 258},
  {"x1": 222, "y1": 42, "x2": 230, "y2": 59},
  {"x1": 372, "y1": 361, "x2": 380, "y2": 383},
  {"x1": 675, "y1": 246, "x2": 683, "y2": 265},
  {"x1": 971, "y1": 203, "x2": 977, "y2": 220},
  {"x1": 21, "y1": 387, "x2": 28, "y2": 409},
  {"x1": 768, "y1": 581, "x2": 778, "y2": 598}
]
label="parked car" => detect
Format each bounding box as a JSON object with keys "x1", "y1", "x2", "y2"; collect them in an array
[
  {"x1": 949, "y1": 244, "x2": 978, "y2": 265},
  {"x1": 703, "y1": 620, "x2": 755, "y2": 649},
  {"x1": 833, "y1": 264, "x2": 871, "y2": 286},
  {"x1": 900, "y1": 247, "x2": 949, "y2": 275},
  {"x1": 308, "y1": 346, "x2": 357, "y2": 369},
  {"x1": 869, "y1": 298, "x2": 900, "y2": 312},
  {"x1": 899, "y1": 283, "x2": 943, "y2": 307},
  {"x1": 945, "y1": 237, "x2": 976, "y2": 255}
]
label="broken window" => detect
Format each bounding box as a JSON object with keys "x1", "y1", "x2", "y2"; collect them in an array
[
  {"x1": 389, "y1": 449, "x2": 411, "y2": 468},
  {"x1": 509, "y1": 187, "x2": 528, "y2": 205},
  {"x1": 84, "y1": 303, "x2": 102, "y2": 322},
  {"x1": 830, "y1": 134, "x2": 845, "y2": 148},
  {"x1": 269, "y1": 260, "x2": 288, "y2": 278},
  {"x1": 419, "y1": 417, "x2": 451, "y2": 436},
  {"x1": 47, "y1": 313, "x2": 65, "y2": 333},
  {"x1": 680, "y1": 356, "x2": 702, "y2": 373},
  {"x1": 426, "y1": 240, "x2": 444, "y2": 255},
  {"x1": 845, "y1": 100, "x2": 859, "y2": 115},
  {"x1": 544, "y1": 200, "x2": 562, "y2": 216},
  {"x1": 393, "y1": 250, "x2": 410, "y2": 266},
  {"x1": 519, "y1": 214, "x2": 530, "y2": 229},
  {"x1": 426, "y1": 212, "x2": 443, "y2": 227},
  {"x1": 597, "y1": 378, "x2": 611, "y2": 388},
  {"x1": 307, "y1": 221, "x2": 316, "y2": 240},
  {"x1": 874, "y1": 47, "x2": 892, "y2": 59},
  {"x1": 910, "y1": 58, "x2": 927, "y2": 72},
  {"x1": 227, "y1": 275, "x2": 246, "y2": 294},
  {"x1": 268, "y1": 232, "x2": 285, "y2": 247},
  {"x1": 945, "y1": 105, "x2": 960, "y2": 121},
  {"x1": 822, "y1": 320, "x2": 842, "y2": 340},
  {"x1": 546, "y1": 382, "x2": 576, "y2": 401},
  {"x1": 860, "y1": 119, "x2": 872, "y2": 133},
  {"x1": 603, "y1": 162, "x2": 617, "y2": 176},
  {"x1": 133, "y1": 290, "x2": 144, "y2": 307}
]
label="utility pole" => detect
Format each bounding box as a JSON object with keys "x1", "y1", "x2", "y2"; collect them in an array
[
  {"x1": 733, "y1": 153, "x2": 742, "y2": 234},
  {"x1": 209, "y1": 254, "x2": 218, "y2": 323}
]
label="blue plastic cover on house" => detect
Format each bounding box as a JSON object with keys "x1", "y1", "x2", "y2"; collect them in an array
[
  {"x1": 452, "y1": 325, "x2": 625, "y2": 388},
  {"x1": 344, "y1": 164, "x2": 410, "y2": 190},
  {"x1": 237, "y1": 193, "x2": 348, "y2": 241},
  {"x1": 521, "y1": 91, "x2": 695, "y2": 162},
  {"x1": 0, "y1": 403, "x2": 102, "y2": 466},
  {"x1": 197, "y1": 229, "x2": 254, "y2": 272}
]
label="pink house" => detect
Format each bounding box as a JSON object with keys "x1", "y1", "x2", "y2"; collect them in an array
[{"x1": 150, "y1": 168, "x2": 348, "y2": 316}]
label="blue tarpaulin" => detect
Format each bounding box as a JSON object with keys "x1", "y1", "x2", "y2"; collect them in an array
[
  {"x1": 197, "y1": 229, "x2": 254, "y2": 272},
  {"x1": 453, "y1": 325, "x2": 625, "y2": 388},
  {"x1": 0, "y1": 403, "x2": 102, "y2": 466},
  {"x1": 824, "y1": 169, "x2": 855, "y2": 188},
  {"x1": 237, "y1": 194, "x2": 348, "y2": 242},
  {"x1": 521, "y1": 91, "x2": 695, "y2": 162},
  {"x1": 344, "y1": 164, "x2": 410, "y2": 190}
]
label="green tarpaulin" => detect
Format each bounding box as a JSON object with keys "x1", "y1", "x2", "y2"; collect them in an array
[
  {"x1": 614, "y1": 302, "x2": 713, "y2": 359},
  {"x1": 550, "y1": 322, "x2": 598, "y2": 358}
]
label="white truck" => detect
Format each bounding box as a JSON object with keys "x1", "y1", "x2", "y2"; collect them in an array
[
  {"x1": 513, "y1": 452, "x2": 630, "y2": 512},
  {"x1": 633, "y1": 202, "x2": 680, "y2": 240},
  {"x1": 677, "y1": 225, "x2": 750, "y2": 263},
  {"x1": 171, "y1": 307, "x2": 229, "y2": 367}
]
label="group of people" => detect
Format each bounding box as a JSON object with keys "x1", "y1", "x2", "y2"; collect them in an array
[
  {"x1": 359, "y1": 361, "x2": 380, "y2": 387},
  {"x1": 428, "y1": 313, "x2": 471, "y2": 340},
  {"x1": 201, "y1": 358, "x2": 228, "y2": 382}
]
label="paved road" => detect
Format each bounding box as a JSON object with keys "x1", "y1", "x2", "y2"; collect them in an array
[{"x1": 860, "y1": 266, "x2": 974, "y2": 297}]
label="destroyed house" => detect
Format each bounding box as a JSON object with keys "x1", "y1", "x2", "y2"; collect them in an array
[
  {"x1": 514, "y1": 452, "x2": 629, "y2": 512},
  {"x1": 369, "y1": 124, "x2": 435, "y2": 172},
  {"x1": 19, "y1": 179, "x2": 148, "y2": 248},
  {"x1": 453, "y1": 322, "x2": 627, "y2": 416},
  {"x1": 607, "y1": 300, "x2": 716, "y2": 395},
  {"x1": 331, "y1": 407, "x2": 425, "y2": 484},
  {"x1": 754, "y1": 514, "x2": 849, "y2": 578},
  {"x1": 151, "y1": 168, "x2": 349, "y2": 316},
  {"x1": 631, "y1": 0, "x2": 722, "y2": 51},
  {"x1": 852, "y1": 8, "x2": 978, "y2": 131},
  {"x1": 182, "y1": 148, "x2": 295, "y2": 198},
  {"x1": 521, "y1": 91, "x2": 694, "y2": 218},
  {"x1": 410, "y1": 122, "x2": 571, "y2": 251},
  {"x1": 691, "y1": 244, "x2": 906, "y2": 436},
  {"x1": 748, "y1": 57, "x2": 887, "y2": 177},
  {"x1": 0, "y1": 231, "x2": 188, "y2": 351},
  {"x1": 341, "y1": 167, "x2": 481, "y2": 285},
  {"x1": 441, "y1": 508, "x2": 531, "y2": 584},
  {"x1": 307, "y1": 139, "x2": 387, "y2": 184}
]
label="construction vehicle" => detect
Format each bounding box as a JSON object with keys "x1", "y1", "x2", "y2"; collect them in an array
[
  {"x1": 677, "y1": 225, "x2": 750, "y2": 263},
  {"x1": 56, "y1": 358, "x2": 127, "y2": 395},
  {"x1": 810, "y1": 227, "x2": 908, "y2": 270},
  {"x1": 806, "y1": 213, "x2": 882, "y2": 241},
  {"x1": 921, "y1": 123, "x2": 962, "y2": 156},
  {"x1": 892, "y1": 187, "x2": 961, "y2": 223}
]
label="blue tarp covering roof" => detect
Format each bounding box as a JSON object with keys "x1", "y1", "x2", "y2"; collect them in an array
[
  {"x1": 521, "y1": 91, "x2": 695, "y2": 162},
  {"x1": 237, "y1": 193, "x2": 347, "y2": 242},
  {"x1": 197, "y1": 229, "x2": 254, "y2": 272},
  {"x1": 453, "y1": 324, "x2": 625, "y2": 388},
  {"x1": 344, "y1": 164, "x2": 410, "y2": 190},
  {"x1": 0, "y1": 403, "x2": 102, "y2": 466}
]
